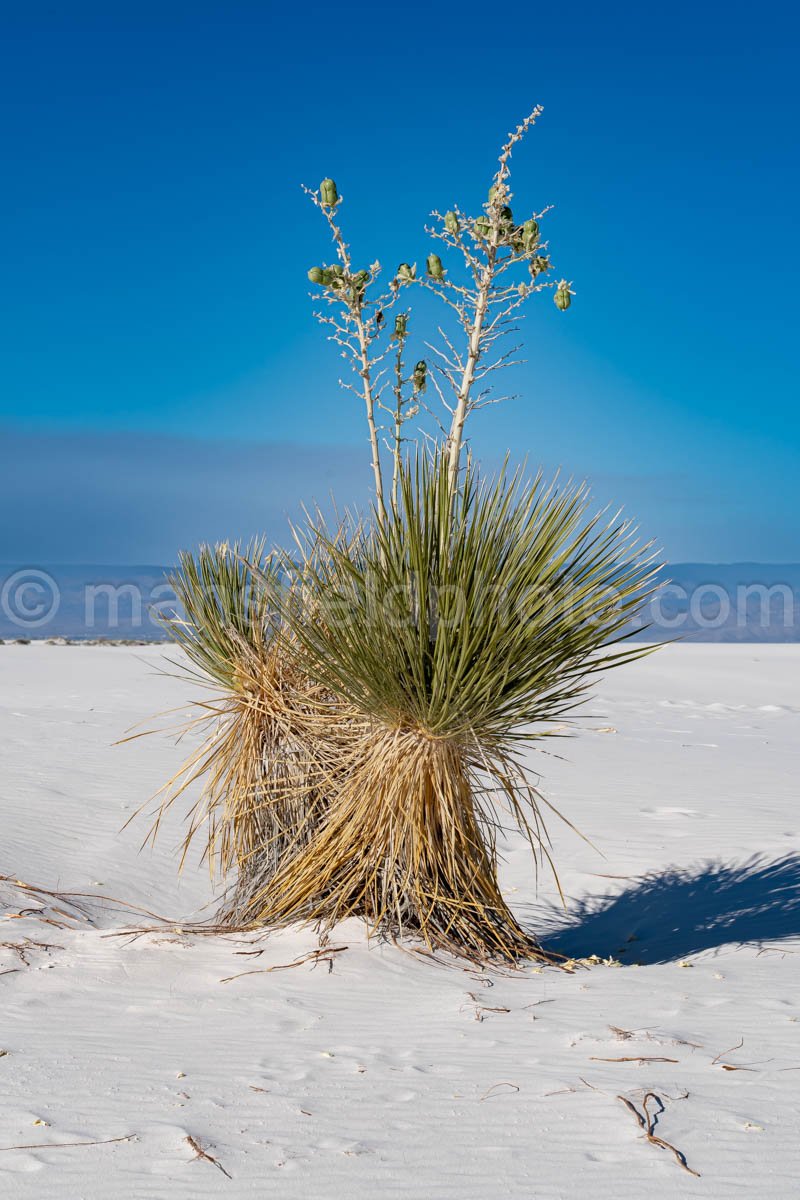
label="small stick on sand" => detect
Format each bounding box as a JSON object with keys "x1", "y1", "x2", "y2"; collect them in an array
[
  {"x1": 712, "y1": 1036, "x2": 744, "y2": 1065},
  {"x1": 0, "y1": 1134, "x2": 136, "y2": 1152},
  {"x1": 220, "y1": 945, "x2": 347, "y2": 983},
  {"x1": 617, "y1": 1092, "x2": 700, "y2": 1177},
  {"x1": 185, "y1": 1135, "x2": 232, "y2": 1180},
  {"x1": 591, "y1": 1056, "x2": 679, "y2": 1064},
  {"x1": 479, "y1": 1082, "x2": 520, "y2": 1101}
]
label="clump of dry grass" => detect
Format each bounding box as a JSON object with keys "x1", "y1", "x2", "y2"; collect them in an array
[
  {"x1": 244, "y1": 719, "x2": 549, "y2": 960},
  {"x1": 148, "y1": 542, "x2": 331, "y2": 919}
]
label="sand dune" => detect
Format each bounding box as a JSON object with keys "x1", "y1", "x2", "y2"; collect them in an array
[{"x1": 1, "y1": 644, "x2": 797, "y2": 1197}]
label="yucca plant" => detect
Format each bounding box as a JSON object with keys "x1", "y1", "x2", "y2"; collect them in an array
[
  {"x1": 144, "y1": 106, "x2": 662, "y2": 964},
  {"x1": 237, "y1": 453, "x2": 658, "y2": 960}
]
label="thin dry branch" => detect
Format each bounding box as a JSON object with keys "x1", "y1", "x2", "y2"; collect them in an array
[
  {"x1": 185, "y1": 1135, "x2": 232, "y2": 1180},
  {"x1": 617, "y1": 1093, "x2": 700, "y2": 1178},
  {"x1": 220, "y1": 945, "x2": 348, "y2": 983},
  {"x1": 0, "y1": 1134, "x2": 137, "y2": 1153}
]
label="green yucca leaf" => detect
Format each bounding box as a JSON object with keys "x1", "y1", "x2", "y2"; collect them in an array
[
  {"x1": 282, "y1": 453, "x2": 661, "y2": 742},
  {"x1": 163, "y1": 538, "x2": 279, "y2": 689}
]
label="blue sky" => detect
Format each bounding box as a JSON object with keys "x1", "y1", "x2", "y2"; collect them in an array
[{"x1": 1, "y1": 1, "x2": 797, "y2": 564}]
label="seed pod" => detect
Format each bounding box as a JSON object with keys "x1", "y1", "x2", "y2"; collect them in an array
[
  {"x1": 413, "y1": 360, "x2": 427, "y2": 393},
  {"x1": 326, "y1": 263, "x2": 344, "y2": 290},
  {"x1": 554, "y1": 282, "x2": 572, "y2": 311},
  {"x1": 426, "y1": 253, "x2": 444, "y2": 280},
  {"x1": 307, "y1": 266, "x2": 324, "y2": 285},
  {"x1": 474, "y1": 216, "x2": 490, "y2": 239},
  {"x1": 320, "y1": 178, "x2": 339, "y2": 206},
  {"x1": 488, "y1": 185, "x2": 498, "y2": 203},
  {"x1": 444, "y1": 211, "x2": 459, "y2": 234},
  {"x1": 397, "y1": 262, "x2": 416, "y2": 283},
  {"x1": 394, "y1": 313, "x2": 408, "y2": 340},
  {"x1": 353, "y1": 269, "x2": 370, "y2": 289},
  {"x1": 523, "y1": 218, "x2": 540, "y2": 249},
  {"x1": 321, "y1": 268, "x2": 333, "y2": 286},
  {"x1": 499, "y1": 205, "x2": 514, "y2": 231}
]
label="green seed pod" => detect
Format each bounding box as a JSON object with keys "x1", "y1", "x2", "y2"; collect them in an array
[
  {"x1": 394, "y1": 313, "x2": 408, "y2": 340},
  {"x1": 426, "y1": 253, "x2": 444, "y2": 280},
  {"x1": 554, "y1": 283, "x2": 572, "y2": 311},
  {"x1": 397, "y1": 262, "x2": 415, "y2": 283},
  {"x1": 321, "y1": 268, "x2": 333, "y2": 286},
  {"x1": 523, "y1": 218, "x2": 540, "y2": 249},
  {"x1": 307, "y1": 266, "x2": 325, "y2": 285},
  {"x1": 413, "y1": 360, "x2": 427, "y2": 393},
  {"x1": 474, "y1": 216, "x2": 490, "y2": 239},
  {"x1": 354, "y1": 269, "x2": 370, "y2": 289},
  {"x1": 499, "y1": 205, "x2": 514, "y2": 230},
  {"x1": 444, "y1": 210, "x2": 459, "y2": 234},
  {"x1": 487, "y1": 185, "x2": 498, "y2": 203},
  {"x1": 320, "y1": 178, "x2": 339, "y2": 206}
]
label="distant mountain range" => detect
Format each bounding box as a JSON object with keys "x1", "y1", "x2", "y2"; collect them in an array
[
  {"x1": 629, "y1": 563, "x2": 800, "y2": 643},
  {"x1": 1, "y1": 563, "x2": 798, "y2": 643}
]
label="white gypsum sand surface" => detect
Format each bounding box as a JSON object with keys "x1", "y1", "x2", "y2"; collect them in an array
[{"x1": 0, "y1": 643, "x2": 798, "y2": 1198}]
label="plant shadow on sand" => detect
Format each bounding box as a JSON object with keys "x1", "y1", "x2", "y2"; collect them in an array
[{"x1": 531, "y1": 854, "x2": 800, "y2": 964}]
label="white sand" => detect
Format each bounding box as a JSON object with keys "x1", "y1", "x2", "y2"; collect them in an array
[{"x1": 1, "y1": 644, "x2": 798, "y2": 1197}]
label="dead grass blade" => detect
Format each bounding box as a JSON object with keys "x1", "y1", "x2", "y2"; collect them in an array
[
  {"x1": 0, "y1": 1134, "x2": 136, "y2": 1152},
  {"x1": 712, "y1": 1036, "x2": 744, "y2": 1065},
  {"x1": 480, "y1": 1082, "x2": 520, "y2": 1101},
  {"x1": 591, "y1": 1056, "x2": 679, "y2": 1064},
  {"x1": 220, "y1": 945, "x2": 348, "y2": 982}
]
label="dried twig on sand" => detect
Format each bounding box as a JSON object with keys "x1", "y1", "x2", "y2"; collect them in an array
[
  {"x1": 0, "y1": 874, "x2": 93, "y2": 929},
  {"x1": 712, "y1": 1036, "x2": 744, "y2": 1065},
  {"x1": 591, "y1": 1056, "x2": 679, "y2": 1064},
  {"x1": 0, "y1": 1134, "x2": 136, "y2": 1152},
  {"x1": 479, "y1": 1082, "x2": 520, "y2": 1101},
  {"x1": 617, "y1": 1092, "x2": 700, "y2": 1177},
  {"x1": 220, "y1": 945, "x2": 348, "y2": 983},
  {"x1": 185, "y1": 1135, "x2": 232, "y2": 1180},
  {"x1": 0, "y1": 939, "x2": 62, "y2": 967}
]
